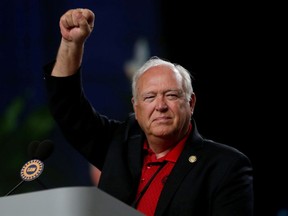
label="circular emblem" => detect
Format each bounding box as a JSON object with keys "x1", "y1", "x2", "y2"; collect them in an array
[
  {"x1": 188, "y1": 155, "x2": 197, "y2": 163},
  {"x1": 20, "y1": 159, "x2": 44, "y2": 181}
]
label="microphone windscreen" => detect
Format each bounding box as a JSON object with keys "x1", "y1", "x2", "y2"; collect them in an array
[
  {"x1": 27, "y1": 140, "x2": 40, "y2": 159},
  {"x1": 35, "y1": 140, "x2": 54, "y2": 161}
]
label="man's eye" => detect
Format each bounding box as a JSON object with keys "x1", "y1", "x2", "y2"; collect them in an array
[
  {"x1": 166, "y1": 94, "x2": 178, "y2": 99},
  {"x1": 144, "y1": 96, "x2": 155, "y2": 101}
]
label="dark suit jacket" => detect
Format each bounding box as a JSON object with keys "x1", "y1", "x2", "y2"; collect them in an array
[{"x1": 44, "y1": 64, "x2": 254, "y2": 216}]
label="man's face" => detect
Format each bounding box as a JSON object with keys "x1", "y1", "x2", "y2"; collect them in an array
[{"x1": 132, "y1": 65, "x2": 195, "y2": 140}]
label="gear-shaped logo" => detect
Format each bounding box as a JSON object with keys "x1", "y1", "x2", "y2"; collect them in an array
[{"x1": 20, "y1": 159, "x2": 44, "y2": 181}]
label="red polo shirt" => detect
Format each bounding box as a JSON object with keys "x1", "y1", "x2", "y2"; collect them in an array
[{"x1": 136, "y1": 124, "x2": 192, "y2": 216}]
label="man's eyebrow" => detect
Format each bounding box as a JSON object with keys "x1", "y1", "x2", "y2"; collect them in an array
[{"x1": 141, "y1": 89, "x2": 183, "y2": 96}]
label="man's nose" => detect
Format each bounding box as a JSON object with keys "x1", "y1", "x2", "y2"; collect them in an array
[{"x1": 155, "y1": 97, "x2": 168, "y2": 111}]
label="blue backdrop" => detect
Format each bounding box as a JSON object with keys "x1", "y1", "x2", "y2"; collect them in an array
[{"x1": 0, "y1": 0, "x2": 163, "y2": 194}]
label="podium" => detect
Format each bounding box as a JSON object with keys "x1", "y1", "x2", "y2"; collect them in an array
[{"x1": 0, "y1": 186, "x2": 144, "y2": 216}]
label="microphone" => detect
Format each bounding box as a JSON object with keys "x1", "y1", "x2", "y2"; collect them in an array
[
  {"x1": 27, "y1": 140, "x2": 41, "y2": 159},
  {"x1": 5, "y1": 140, "x2": 54, "y2": 196},
  {"x1": 34, "y1": 139, "x2": 54, "y2": 161}
]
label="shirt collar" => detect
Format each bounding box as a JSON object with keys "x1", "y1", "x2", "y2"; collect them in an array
[{"x1": 143, "y1": 123, "x2": 192, "y2": 163}]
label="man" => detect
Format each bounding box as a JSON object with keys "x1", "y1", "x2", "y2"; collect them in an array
[{"x1": 44, "y1": 8, "x2": 254, "y2": 216}]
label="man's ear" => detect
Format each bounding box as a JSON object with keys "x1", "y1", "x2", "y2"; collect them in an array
[
  {"x1": 131, "y1": 97, "x2": 137, "y2": 119},
  {"x1": 190, "y1": 93, "x2": 196, "y2": 113}
]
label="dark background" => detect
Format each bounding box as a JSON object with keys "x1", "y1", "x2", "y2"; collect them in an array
[{"x1": 0, "y1": 1, "x2": 285, "y2": 215}]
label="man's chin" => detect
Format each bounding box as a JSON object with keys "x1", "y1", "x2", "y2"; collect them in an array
[{"x1": 151, "y1": 128, "x2": 173, "y2": 138}]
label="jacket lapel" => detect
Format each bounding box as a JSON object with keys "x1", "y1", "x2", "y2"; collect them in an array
[
  {"x1": 127, "y1": 133, "x2": 144, "y2": 181},
  {"x1": 155, "y1": 120, "x2": 204, "y2": 215},
  {"x1": 125, "y1": 113, "x2": 145, "y2": 194}
]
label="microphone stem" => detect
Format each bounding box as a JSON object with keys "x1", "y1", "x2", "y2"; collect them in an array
[{"x1": 5, "y1": 180, "x2": 25, "y2": 196}]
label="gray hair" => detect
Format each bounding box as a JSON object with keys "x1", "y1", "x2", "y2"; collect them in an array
[{"x1": 132, "y1": 56, "x2": 193, "y2": 101}]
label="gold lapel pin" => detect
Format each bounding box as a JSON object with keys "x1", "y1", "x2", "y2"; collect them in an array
[{"x1": 188, "y1": 155, "x2": 197, "y2": 163}]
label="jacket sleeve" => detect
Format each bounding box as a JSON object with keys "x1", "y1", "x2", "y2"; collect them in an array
[{"x1": 43, "y1": 61, "x2": 121, "y2": 169}]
